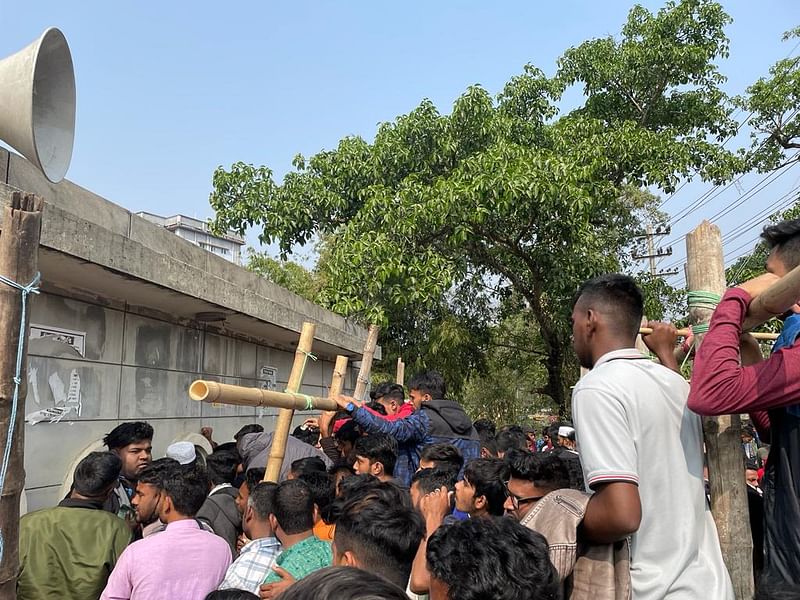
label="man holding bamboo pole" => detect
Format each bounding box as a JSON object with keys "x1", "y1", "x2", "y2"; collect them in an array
[{"x1": 688, "y1": 219, "x2": 800, "y2": 587}]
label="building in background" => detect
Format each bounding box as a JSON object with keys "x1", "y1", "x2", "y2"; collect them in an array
[{"x1": 137, "y1": 212, "x2": 245, "y2": 264}]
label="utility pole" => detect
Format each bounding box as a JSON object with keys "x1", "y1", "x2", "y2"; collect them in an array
[{"x1": 633, "y1": 224, "x2": 678, "y2": 277}]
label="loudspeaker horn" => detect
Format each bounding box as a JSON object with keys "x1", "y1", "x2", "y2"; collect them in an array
[{"x1": 0, "y1": 28, "x2": 76, "y2": 183}]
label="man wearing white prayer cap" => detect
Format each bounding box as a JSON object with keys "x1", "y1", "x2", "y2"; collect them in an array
[
  {"x1": 557, "y1": 426, "x2": 577, "y2": 452},
  {"x1": 165, "y1": 441, "x2": 196, "y2": 465}
]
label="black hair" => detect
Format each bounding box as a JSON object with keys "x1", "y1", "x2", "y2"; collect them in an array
[
  {"x1": 205, "y1": 449, "x2": 239, "y2": 486},
  {"x1": 426, "y1": 517, "x2": 560, "y2": 600},
  {"x1": 249, "y1": 481, "x2": 278, "y2": 520},
  {"x1": 137, "y1": 457, "x2": 180, "y2": 488},
  {"x1": 279, "y1": 566, "x2": 410, "y2": 600},
  {"x1": 574, "y1": 274, "x2": 644, "y2": 339},
  {"x1": 473, "y1": 418, "x2": 496, "y2": 438},
  {"x1": 160, "y1": 464, "x2": 210, "y2": 517},
  {"x1": 103, "y1": 421, "x2": 153, "y2": 450},
  {"x1": 234, "y1": 423, "x2": 264, "y2": 442},
  {"x1": 214, "y1": 441, "x2": 239, "y2": 455},
  {"x1": 762, "y1": 218, "x2": 800, "y2": 270},
  {"x1": 481, "y1": 437, "x2": 498, "y2": 457},
  {"x1": 371, "y1": 382, "x2": 405, "y2": 403},
  {"x1": 410, "y1": 467, "x2": 457, "y2": 495},
  {"x1": 463, "y1": 458, "x2": 510, "y2": 516},
  {"x1": 205, "y1": 590, "x2": 259, "y2": 600},
  {"x1": 546, "y1": 424, "x2": 561, "y2": 442},
  {"x1": 325, "y1": 476, "x2": 409, "y2": 524},
  {"x1": 419, "y1": 443, "x2": 464, "y2": 472},
  {"x1": 273, "y1": 479, "x2": 315, "y2": 534},
  {"x1": 292, "y1": 423, "x2": 321, "y2": 447},
  {"x1": 506, "y1": 449, "x2": 571, "y2": 491},
  {"x1": 334, "y1": 492, "x2": 425, "y2": 589},
  {"x1": 72, "y1": 451, "x2": 122, "y2": 497},
  {"x1": 328, "y1": 460, "x2": 355, "y2": 478},
  {"x1": 496, "y1": 430, "x2": 527, "y2": 455},
  {"x1": 408, "y1": 371, "x2": 446, "y2": 400},
  {"x1": 298, "y1": 470, "x2": 335, "y2": 513},
  {"x1": 291, "y1": 456, "x2": 327, "y2": 478},
  {"x1": 365, "y1": 400, "x2": 388, "y2": 415},
  {"x1": 354, "y1": 434, "x2": 398, "y2": 476},
  {"x1": 334, "y1": 420, "x2": 362, "y2": 444},
  {"x1": 244, "y1": 468, "x2": 266, "y2": 493}
]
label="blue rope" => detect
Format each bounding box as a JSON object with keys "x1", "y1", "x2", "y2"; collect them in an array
[{"x1": 0, "y1": 272, "x2": 40, "y2": 563}]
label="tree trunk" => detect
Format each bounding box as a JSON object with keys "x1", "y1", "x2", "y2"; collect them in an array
[
  {"x1": 685, "y1": 221, "x2": 753, "y2": 599},
  {"x1": 0, "y1": 192, "x2": 44, "y2": 598}
]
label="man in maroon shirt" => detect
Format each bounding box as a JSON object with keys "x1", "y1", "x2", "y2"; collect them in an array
[{"x1": 688, "y1": 218, "x2": 800, "y2": 587}]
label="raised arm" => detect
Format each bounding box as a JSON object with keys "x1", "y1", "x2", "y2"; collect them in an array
[{"x1": 687, "y1": 287, "x2": 800, "y2": 418}]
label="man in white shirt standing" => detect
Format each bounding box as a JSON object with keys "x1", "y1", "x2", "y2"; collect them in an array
[{"x1": 570, "y1": 273, "x2": 733, "y2": 599}]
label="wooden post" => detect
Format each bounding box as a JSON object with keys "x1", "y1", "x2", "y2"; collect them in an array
[
  {"x1": 264, "y1": 322, "x2": 316, "y2": 482},
  {"x1": 0, "y1": 192, "x2": 43, "y2": 597},
  {"x1": 686, "y1": 221, "x2": 753, "y2": 599},
  {"x1": 395, "y1": 357, "x2": 405, "y2": 386},
  {"x1": 353, "y1": 324, "x2": 379, "y2": 402}
]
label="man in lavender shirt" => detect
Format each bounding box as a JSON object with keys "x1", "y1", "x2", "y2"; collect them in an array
[{"x1": 101, "y1": 462, "x2": 232, "y2": 600}]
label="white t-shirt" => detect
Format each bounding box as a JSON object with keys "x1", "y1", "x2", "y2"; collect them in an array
[{"x1": 572, "y1": 348, "x2": 733, "y2": 600}]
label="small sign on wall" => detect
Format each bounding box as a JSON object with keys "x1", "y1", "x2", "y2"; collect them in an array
[
  {"x1": 260, "y1": 366, "x2": 278, "y2": 390},
  {"x1": 30, "y1": 324, "x2": 86, "y2": 357}
]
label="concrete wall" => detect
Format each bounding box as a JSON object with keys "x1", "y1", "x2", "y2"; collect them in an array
[{"x1": 23, "y1": 290, "x2": 355, "y2": 513}]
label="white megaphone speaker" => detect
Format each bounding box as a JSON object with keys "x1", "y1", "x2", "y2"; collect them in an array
[{"x1": 0, "y1": 27, "x2": 75, "y2": 183}]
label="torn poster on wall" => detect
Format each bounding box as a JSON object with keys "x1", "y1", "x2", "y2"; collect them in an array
[
  {"x1": 258, "y1": 366, "x2": 278, "y2": 418},
  {"x1": 29, "y1": 324, "x2": 86, "y2": 357},
  {"x1": 25, "y1": 368, "x2": 83, "y2": 425}
]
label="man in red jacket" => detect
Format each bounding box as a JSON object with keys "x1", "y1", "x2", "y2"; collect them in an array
[{"x1": 688, "y1": 218, "x2": 800, "y2": 587}]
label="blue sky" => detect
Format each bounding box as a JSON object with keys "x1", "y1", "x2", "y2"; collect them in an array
[{"x1": 2, "y1": 1, "x2": 800, "y2": 283}]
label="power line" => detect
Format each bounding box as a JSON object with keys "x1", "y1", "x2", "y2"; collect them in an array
[{"x1": 658, "y1": 162, "x2": 799, "y2": 271}]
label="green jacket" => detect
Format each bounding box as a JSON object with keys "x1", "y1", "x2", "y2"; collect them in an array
[{"x1": 18, "y1": 498, "x2": 131, "y2": 600}]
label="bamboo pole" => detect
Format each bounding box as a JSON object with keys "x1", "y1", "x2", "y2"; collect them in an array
[
  {"x1": 686, "y1": 221, "x2": 753, "y2": 599},
  {"x1": 329, "y1": 355, "x2": 348, "y2": 399},
  {"x1": 395, "y1": 357, "x2": 405, "y2": 386},
  {"x1": 742, "y1": 262, "x2": 800, "y2": 330},
  {"x1": 0, "y1": 192, "x2": 43, "y2": 597},
  {"x1": 639, "y1": 327, "x2": 778, "y2": 341},
  {"x1": 264, "y1": 322, "x2": 316, "y2": 482},
  {"x1": 353, "y1": 324, "x2": 379, "y2": 402},
  {"x1": 189, "y1": 380, "x2": 337, "y2": 411}
]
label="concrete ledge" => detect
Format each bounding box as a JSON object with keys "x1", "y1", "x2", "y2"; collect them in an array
[{"x1": 0, "y1": 148, "x2": 377, "y2": 358}]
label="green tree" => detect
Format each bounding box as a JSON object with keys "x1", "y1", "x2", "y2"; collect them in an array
[
  {"x1": 245, "y1": 249, "x2": 323, "y2": 302},
  {"x1": 737, "y1": 27, "x2": 800, "y2": 171},
  {"x1": 210, "y1": 0, "x2": 741, "y2": 415}
]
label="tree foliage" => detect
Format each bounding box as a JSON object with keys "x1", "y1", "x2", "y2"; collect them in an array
[
  {"x1": 737, "y1": 28, "x2": 800, "y2": 171},
  {"x1": 210, "y1": 0, "x2": 743, "y2": 416}
]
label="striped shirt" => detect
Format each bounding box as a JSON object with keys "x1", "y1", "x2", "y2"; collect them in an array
[{"x1": 219, "y1": 537, "x2": 281, "y2": 595}]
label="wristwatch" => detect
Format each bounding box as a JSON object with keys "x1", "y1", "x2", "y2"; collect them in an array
[{"x1": 345, "y1": 402, "x2": 356, "y2": 413}]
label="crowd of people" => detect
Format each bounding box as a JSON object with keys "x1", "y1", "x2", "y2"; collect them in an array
[{"x1": 16, "y1": 217, "x2": 800, "y2": 599}]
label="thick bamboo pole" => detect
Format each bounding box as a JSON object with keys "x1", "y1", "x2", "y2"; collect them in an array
[
  {"x1": 395, "y1": 357, "x2": 405, "y2": 386},
  {"x1": 189, "y1": 380, "x2": 337, "y2": 411},
  {"x1": 264, "y1": 322, "x2": 316, "y2": 482},
  {"x1": 742, "y1": 261, "x2": 800, "y2": 330},
  {"x1": 353, "y1": 324, "x2": 379, "y2": 402},
  {"x1": 0, "y1": 192, "x2": 43, "y2": 597},
  {"x1": 686, "y1": 221, "x2": 753, "y2": 599},
  {"x1": 639, "y1": 327, "x2": 778, "y2": 341}
]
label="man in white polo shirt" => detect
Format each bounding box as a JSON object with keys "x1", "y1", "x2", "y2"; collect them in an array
[{"x1": 570, "y1": 273, "x2": 733, "y2": 600}]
